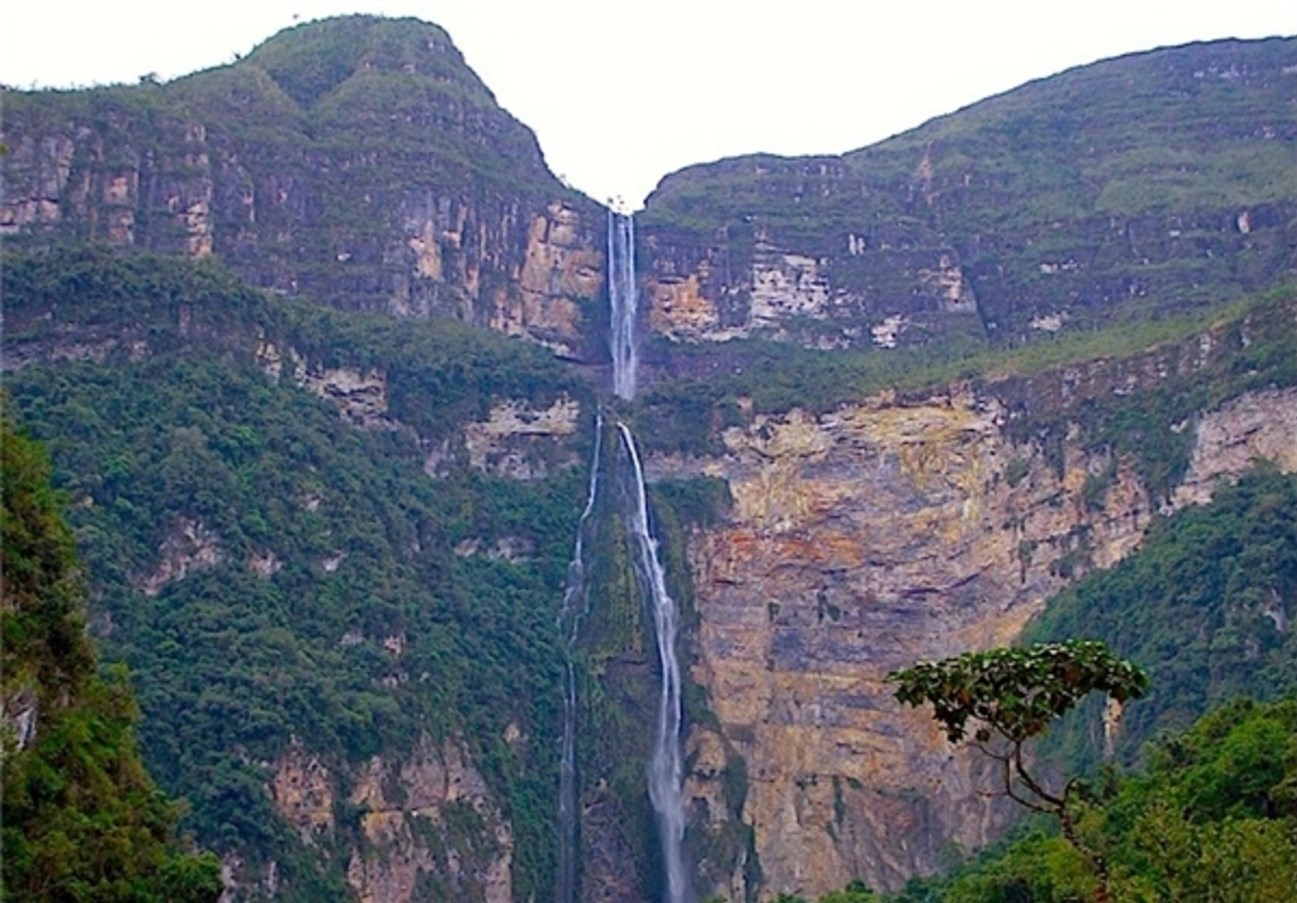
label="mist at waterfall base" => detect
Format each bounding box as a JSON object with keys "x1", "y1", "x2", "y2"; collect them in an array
[{"x1": 556, "y1": 213, "x2": 692, "y2": 902}]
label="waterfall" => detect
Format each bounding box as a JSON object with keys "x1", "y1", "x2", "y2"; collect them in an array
[
  {"x1": 557, "y1": 413, "x2": 603, "y2": 903},
  {"x1": 617, "y1": 421, "x2": 689, "y2": 903},
  {"x1": 608, "y1": 212, "x2": 638, "y2": 401},
  {"x1": 608, "y1": 211, "x2": 690, "y2": 903},
  {"x1": 558, "y1": 210, "x2": 689, "y2": 902}
]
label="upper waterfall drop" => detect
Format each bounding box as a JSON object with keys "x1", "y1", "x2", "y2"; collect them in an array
[{"x1": 608, "y1": 212, "x2": 639, "y2": 401}]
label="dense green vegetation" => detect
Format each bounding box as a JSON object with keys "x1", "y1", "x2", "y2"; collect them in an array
[
  {"x1": 3, "y1": 248, "x2": 603, "y2": 899},
  {"x1": 882, "y1": 697, "x2": 1297, "y2": 903},
  {"x1": 3, "y1": 245, "x2": 584, "y2": 437},
  {"x1": 2, "y1": 417, "x2": 223, "y2": 902},
  {"x1": 1026, "y1": 468, "x2": 1297, "y2": 774},
  {"x1": 9, "y1": 355, "x2": 582, "y2": 897}
]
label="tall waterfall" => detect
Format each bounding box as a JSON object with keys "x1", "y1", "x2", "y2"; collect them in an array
[
  {"x1": 557, "y1": 211, "x2": 690, "y2": 902},
  {"x1": 608, "y1": 211, "x2": 690, "y2": 902},
  {"x1": 556, "y1": 414, "x2": 603, "y2": 903}
]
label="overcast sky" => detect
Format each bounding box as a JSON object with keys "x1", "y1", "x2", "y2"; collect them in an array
[{"x1": 3, "y1": 1, "x2": 1292, "y2": 208}]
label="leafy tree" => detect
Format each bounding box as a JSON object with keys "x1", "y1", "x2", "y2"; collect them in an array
[
  {"x1": 893, "y1": 697, "x2": 1297, "y2": 903},
  {"x1": 818, "y1": 879, "x2": 879, "y2": 902},
  {"x1": 888, "y1": 640, "x2": 1148, "y2": 902}
]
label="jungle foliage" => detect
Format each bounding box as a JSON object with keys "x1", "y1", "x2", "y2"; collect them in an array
[
  {"x1": 1, "y1": 417, "x2": 223, "y2": 902},
  {"x1": 2, "y1": 247, "x2": 603, "y2": 899},
  {"x1": 881, "y1": 697, "x2": 1297, "y2": 903}
]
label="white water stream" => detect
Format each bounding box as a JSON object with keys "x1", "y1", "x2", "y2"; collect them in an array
[
  {"x1": 557, "y1": 413, "x2": 603, "y2": 903},
  {"x1": 608, "y1": 212, "x2": 639, "y2": 401},
  {"x1": 617, "y1": 421, "x2": 689, "y2": 903}
]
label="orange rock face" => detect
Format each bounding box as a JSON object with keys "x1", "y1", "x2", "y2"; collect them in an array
[{"x1": 661, "y1": 380, "x2": 1297, "y2": 898}]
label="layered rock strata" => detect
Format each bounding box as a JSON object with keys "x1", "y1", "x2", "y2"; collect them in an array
[{"x1": 655, "y1": 377, "x2": 1296, "y2": 896}]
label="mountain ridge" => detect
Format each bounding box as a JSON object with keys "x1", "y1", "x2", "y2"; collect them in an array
[{"x1": 639, "y1": 35, "x2": 1295, "y2": 351}]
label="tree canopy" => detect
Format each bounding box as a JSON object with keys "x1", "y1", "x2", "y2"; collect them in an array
[
  {"x1": 888, "y1": 640, "x2": 1148, "y2": 746},
  {"x1": 889, "y1": 641, "x2": 1148, "y2": 902}
]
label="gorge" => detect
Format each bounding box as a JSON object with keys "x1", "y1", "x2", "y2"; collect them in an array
[{"x1": 2, "y1": 15, "x2": 1295, "y2": 903}]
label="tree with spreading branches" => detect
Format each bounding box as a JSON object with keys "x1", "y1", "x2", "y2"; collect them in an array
[{"x1": 888, "y1": 639, "x2": 1148, "y2": 903}]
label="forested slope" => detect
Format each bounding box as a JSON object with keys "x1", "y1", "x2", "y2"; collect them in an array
[
  {"x1": 2, "y1": 417, "x2": 223, "y2": 901},
  {"x1": 3, "y1": 247, "x2": 597, "y2": 899}
]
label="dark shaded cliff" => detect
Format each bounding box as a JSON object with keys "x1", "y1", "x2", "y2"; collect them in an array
[{"x1": 1, "y1": 16, "x2": 607, "y2": 358}]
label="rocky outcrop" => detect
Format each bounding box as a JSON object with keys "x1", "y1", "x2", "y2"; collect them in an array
[
  {"x1": 270, "y1": 738, "x2": 336, "y2": 847},
  {"x1": 0, "y1": 684, "x2": 40, "y2": 753},
  {"x1": 657, "y1": 367, "x2": 1297, "y2": 896},
  {"x1": 462, "y1": 394, "x2": 582, "y2": 479},
  {"x1": 1172, "y1": 387, "x2": 1297, "y2": 507},
  {"x1": 260, "y1": 343, "x2": 390, "y2": 428},
  {"x1": 135, "y1": 517, "x2": 223, "y2": 597},
  {"x1": 264, "y1": 735, "x2": 513, "y2": 903},
  {"x1": 491, "y1": 202, "x2": 605, "y2": 356},
  {"x1": 345, "y1": 737, "x2": 513, "y2": 903},
  {"x1": 643, "y1": 216, "x2": 978, "y2": 349}
]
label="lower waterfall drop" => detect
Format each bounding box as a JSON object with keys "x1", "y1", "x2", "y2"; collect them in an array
[{"x1": 617, "y1": 421, "x2": 689, "y2": 903}]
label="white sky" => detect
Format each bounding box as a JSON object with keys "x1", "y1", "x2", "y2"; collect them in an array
[{"x1": 2, "y1": 1, "x2": 1292, "y2": 209}]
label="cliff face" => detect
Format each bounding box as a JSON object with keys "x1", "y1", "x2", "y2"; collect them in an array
[
  {"x1": 644, "y1": 304, "x2": 1297, "y2": 897},
  {"x1": 0, "y1": 16, "x2": 606, "y2": 358},
  {"x1": 258, "y1": 736, "x2": 512, "y2": 903},
  {"x1": 639, "y1": 38, "x2": 1296, "y2": 351}
]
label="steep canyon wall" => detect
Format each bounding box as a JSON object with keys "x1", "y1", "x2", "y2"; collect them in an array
[{"x1": 647, "y1": 302, "x2": 1297, "y2": 896}]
